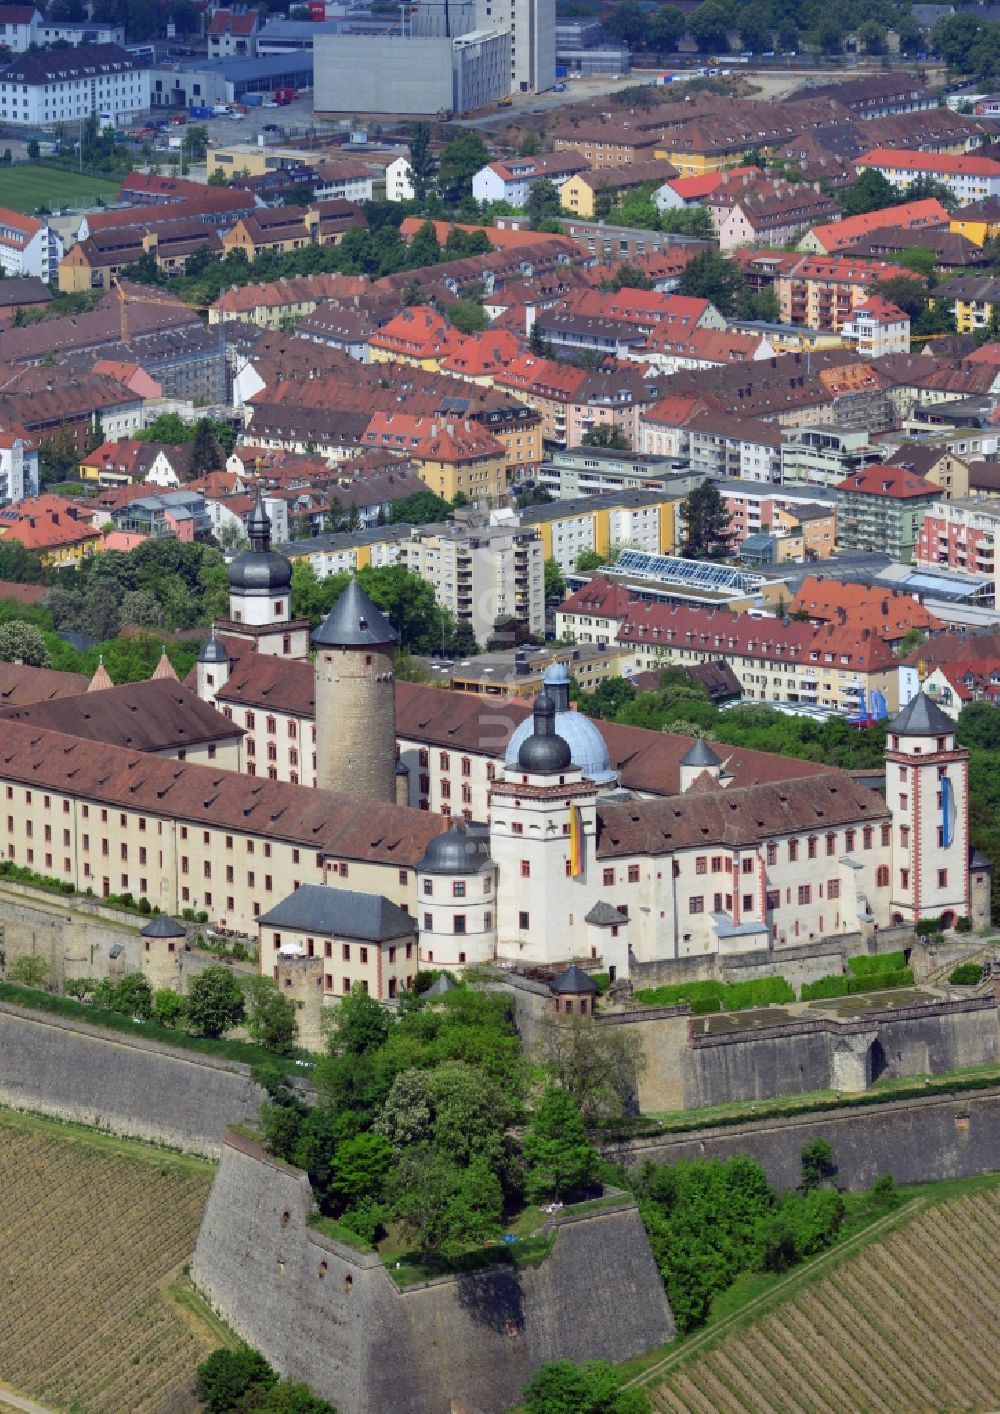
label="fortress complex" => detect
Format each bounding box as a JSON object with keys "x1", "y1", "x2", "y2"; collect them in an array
[{"x1": 0, "y1": 490, "x2": 989, "y2": 1007}]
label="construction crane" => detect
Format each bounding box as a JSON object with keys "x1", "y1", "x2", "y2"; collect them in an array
[{"x1": 110, "y1": 275, "x2": 213, "y2": 346}]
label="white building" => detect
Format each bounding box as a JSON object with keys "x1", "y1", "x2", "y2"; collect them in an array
[
  {"x1": 0, "y1": 433, "x2": 38, "y2": 505},
  {"x1": 398, "y1": 519, "x2": 545, "y2": 646},
  {"x1": 0, "y1": 207, "x2": 62, "y2": 281},
  {"x1": 0, "y1": 44, "x2": 150, "y2": 127},
  {"x1": 0, "y1": 5, "x2": 37, "y2": 53},
  {"x1": 842, "y1": 295, "x2": 911, "y2": 358},
  {"x1": 471, "y1": 151, "x2": 590, "y2": 206},
  {"x1": 855, "y1": 148, "x2": 1000, "y2": 205},
  {"x1": 386, "y1": 156, "x2": 416, "y2": 203}
]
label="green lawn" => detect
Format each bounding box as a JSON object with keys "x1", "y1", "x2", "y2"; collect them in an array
[{"x1": 0, "y1": 164, "x2": 121, "y2": 213}]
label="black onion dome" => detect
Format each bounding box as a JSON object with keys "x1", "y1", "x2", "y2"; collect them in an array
[
  {"x1": 518, "y1": 690, "x2": 572, "y2": 774},
  {"x1": 416, "y1": 821, "x2": 492, "y2": 875},
  {"x1": 227, "y1": 550, "x2": 292, "y2": 592}
]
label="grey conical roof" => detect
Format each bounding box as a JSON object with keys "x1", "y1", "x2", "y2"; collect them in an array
[
  {"x1": 680, "y1": 738, "x2": 721, "y2": 768},
  {"x1": 198, "y1": 628, "x2": 229, "y2": 664},
  {"x1": 312, "y1": 579, "x2": 398, "y2": 648},
  {"x1": 140, "y1": 914, "x2": 186, "y2": 938},
  {"x1": 551, "y1": 963, "x2": 598, "y2": 995},
  {"x1": 424, "y1": 972, "x2": 458, "y2": 997},
  {"x1": 888, "y1": 691, "x2": 955, "y2": 737}
]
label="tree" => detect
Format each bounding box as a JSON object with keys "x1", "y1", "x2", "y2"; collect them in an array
[
  {"x1": 195, "y1": 1347, "x2": 277, "y2": 1413},
  {"x1": 327, "y1": 1131, "x2": 393, "y2": 1209},
  {"x1": 0, "y1": 621, "x2": 50, "y2": 668},
  {"x1": 800, "y1": 1137, "x2": 836, "y2": 1192},
  {"x1": 64, "y1": 976, "x2": 96, "y2": 1001},
  {"x1": 391, "y1": 1146, "x2": 503, "y2": 1260},
  {"x1": 604, "y1": 262, "x2": 653, "y2": 292},
  {"x1": 679, "y1": 248, "x2": 745, "y2": 319},
  {"x1": 739, "y1": 2, "x2": 772, "y2": 54},
  {"x1": 582, "y1": 424, "x2": 631, "y2": 450},
  {"x1": 153, "y1": 989, "x2": 186, "y2": 1028},
  {"x1": 858, "y1": 19, "x2": 887, "y2": 54},
  {"x1": 327, "y1": 982, "x2": 393, "y2": 1058},
  {"x1": 251, "y1": 1382, "x2": 337, "y2": 1413},
  {"x1": 838, "y1": 168, "x2": 897, "y2": 218},
  {"x1": 523, "y1": 1086, "x2": 597, "y2": 1201},
  {"x1": 688, "y1": 0, "x2": 730, "y2": 52},
  {"x1": 386, "y1": 491, "x2": 453, "y2": 524},
  {"x1": 537, "y1": 1016, "x2": 645, "y2": 1121},
  {"x1": 526, "y1": 177, "x2": 562, "y2": 230},
  {"x1": 871, "y1": 275, "x2": 927, "y2": 322},
  {"x1": 679, "y1": 481, "x2": 735, "y2": 561},
  {"x1": 905, "y1": 172, "x2": 957, "y2": 210},
  {"x1": 575, "y1": 549, "x2": 608, "y2": 573},
  {"x1": 26, "y1": 138, "x2": 39, "y2": 160},
  {"x1": 191, "y1": 419, "x2": 224, "y2": 477},
  {"x1": 523, "y1": 1360, "x2": 650, "y2": 1414},
  {"x1": 244, "y1": 975, "x2": 299, "y2": 1054},
  {"x1": 7, "y1": 955, "x2": 49, "y2": 988},
  {"x1": 110, "y1": 972, "x2": 154, "y2": 1019},
  {"x1": 408, "y1": 121, "x2": 434, "y2": 203},
  {"x1": 443, "y1": 297, "x2": 487, "y2": 334},
  {"x1": 120, "y1": 589, "x2": 163, "y2": 629},
  {"x1": 544, "y1": 557, "x2": 566, "y2": 602},
  {"x1": 185, "y1": 964, "x2": 245, "y2": 1038},
  {"x1": 528, "y1": 319, "x2": 551, "y2": 356},
  {"x1": 81, "y1": 580, "x2": 121, "y2": 642},
  {"x1": 437, "y1": 133, "x2": 488, "y2": 204},
  {"x1": 649, "y1": 5, "x2": 686, "y2": 52},
  {"x1": 933, "y1": 10, "x2": 981, "y2": 68}
]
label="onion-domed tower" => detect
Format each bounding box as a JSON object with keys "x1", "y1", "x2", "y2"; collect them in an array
[{"x1": 220, "y1": 485, "x2": 310, "y2": 658}]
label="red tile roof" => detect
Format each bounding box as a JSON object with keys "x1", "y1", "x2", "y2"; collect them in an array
[
  {"x1": 857, "y1": 149, "x2": 1000, "y2": 177},
  {"x1": 837, "y1": 464, "x2": 939, "y2": 498},
  {"x1": 208, "y1": 7, "x2": 258, "y2": 34},
  {"x1": 808, "y1": 198, "x2": 948, "y2": 253}
]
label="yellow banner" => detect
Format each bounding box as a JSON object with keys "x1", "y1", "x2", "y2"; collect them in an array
[{"x1": 569, "y1": 803, "x2": 583, "y2": 877}]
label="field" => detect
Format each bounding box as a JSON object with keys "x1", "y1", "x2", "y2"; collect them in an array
[
  {"x1": 0, "y1": 1108, "x2": 219, "y2": 1412},
  {"x1": 0, "y1": 165, "x2": 121, "y2": 213},
  {"x1": 647, "y1": 1188, "x2": 1000, "y2": 1412}
]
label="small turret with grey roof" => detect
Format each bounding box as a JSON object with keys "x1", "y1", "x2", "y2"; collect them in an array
[
  {"x1": 888, "y1": 691, "x2": 956, "y2": 738},
  {"x1": 312, "y1": 580, "x2": 398, "y2": 649},
  {"x1": 198, "y1": 628, "x2": 229, "y2": 665},
  {"x1": 141, "y1": 914, "x2": 186, "y2": 939},
  {"x1": 679, "y1": 736, "x2": 723, "y2": 792},
  {"x1": 416, "y1": 820, "x2": 492, "y2": 875}
]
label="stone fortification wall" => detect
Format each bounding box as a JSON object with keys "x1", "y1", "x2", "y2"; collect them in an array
[
  {"x1": 681, "y1": 997, "x2": 1000, "y2": 1109},
  {"x1": 0, "y1": 882, "x2": 143, "y2": 991},
  {"x1": 614, "y1": 1087, "x2": 1000, "y2": 1192},
  {"x1": 0, "y1": 1001, "x2": 264, "y2": 1157},
  {"x1": 192, "y1": 1133, "x2": 675, "y2": 1414}
]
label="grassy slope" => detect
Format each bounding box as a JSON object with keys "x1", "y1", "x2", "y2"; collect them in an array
[
  {"x1": 0, "y1": 165, "x2": 121, "y2": 212},
  {"x1": 0, "y1": 1107, "x2": 219, "y2": 1413}
]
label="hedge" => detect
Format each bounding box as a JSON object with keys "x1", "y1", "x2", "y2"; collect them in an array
[
  {"x1": 847, "y1": 951, "x2": 907, "y2": 977},
  {"x1": 801, "y1": 967, "x2": 914, "y2": 1001},
  {"x1": 634, "y1": 976, "x2": 795, "y2": 1014},
  {"x1": 949, "y1": 962, "x2": 984, "y2": 986}
]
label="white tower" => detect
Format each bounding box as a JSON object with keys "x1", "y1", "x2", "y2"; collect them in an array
[
  {"x1": 415, "y1": 822, "x2": 498, "y2": 972},
  {"x1": 196, "y1": 628, "x2": 230, "y2": 705},
  {"x1": 222, "y1": 486, "x2": 310, "y2": 658},
  {"x1": 886, "y1": 690, "x2": 971, "y2": 927}
]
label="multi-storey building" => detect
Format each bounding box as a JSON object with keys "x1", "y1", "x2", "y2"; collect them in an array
[
  {"x1": 915, "y1": 497, "x2": 1000, "y2": 592},
  {"x1": 0, "y1": 44, "x2": 150, "y2": 126},
  {"x1": 836, "y1": 463, "x2": 939, "y2": 562},
  {"x1": 780, "y1": 425, "x2": 878, "y2": 489},
  {"x1": 0, "y1": 207, "x2": 62, "y2": 281},
  {"x1": 519, "y1": 489, "x2": 678, "y2": 573},
  {"x1": 856, "y1": 148, "x2": 1000, "y2": 205}
]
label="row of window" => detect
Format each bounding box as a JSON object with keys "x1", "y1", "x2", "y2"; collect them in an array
[
  {"x1": 422, "y1": 877, "x2": 491, "y2": 897},
  {"x1": 423, "y1": 912, "x2": 493, "y2": 934}
]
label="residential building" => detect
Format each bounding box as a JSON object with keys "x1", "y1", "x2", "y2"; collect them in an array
[
  {"x1": 472, "y1": 152, "x2": 591, "y2": 206},
  {"x1": 207, "y1": 8, "x2": 259, "y2": 57},
  {"x1": 557, "y1": 161, "x2": 679, "y2": 220},
  {"x1": 519, "y1": 489, "x2": 678, "y2": 573},
  {"x1": 278, "y1": 524, "x2": 413, "y2": 577},
  {"x1": 362, "y1": 413, "x2": 510, "y2": 504},
  {"x1": 539, "y1": 446, "x2": 688, "y2": 498},
  {"x1": 777, "y1": 254, "x2": 917, "y2": 331},
  {"x1": 780, "y1": 425, "x2": 878, "y2": 489},
  {"x1": 0, "y1": 494, "x2": 99, "y2": 566},
  {"x1": 58, "y1": 220, "x2": 223, "y2": 293},
  {"x1": 800, "y1": 198, "x2": 949, "y2": 254},
  {"x1": 949, "y1": 197, "x2": 1000, "y2": 247},
  {"x1": 836, "y1": 463, "x2": 939, "y2": 561},
  {"x1": 801, "y1": 73, "x2": 937, "y2": 118},
  {"x1": 855, "y1": 148, "x2": 1000, "y2": 204},
  {"x1": 0, "y1": 5, "x2": 37, "y2": 52},
  {"x1": 0, "y1": 44, "x2": 150, "y2": 126},
  {"x1": 552, "y1": 123, "x2": 666, "y2": 167},
  {"x1": 0, "y1": 276, "x2": 51, "y2": 324},
  {"x1": 0, "y1": 207, "x2": 62, "y2": 281},
  {"x1": 110, "y1": 489, "x2": 212, "y2": 541},
  {"x1": 915, "y1": 497, "x2": 1000, "y2": 591},
  {"x1": 788, "y1": 578, "x2": 943, "y2": 645},
  {"x1": 0, "y1": 433, "x2": 38, "y2": 505},
  {"x1": 933, "y1": 274, "x2": 1000, "y2": 334},
  {"x1": 221, "y1": 202, "x2": 365, "y2": 262},
  {"x1": 368, "y1": 306, "x2": 466, "y2": 371},
  {"x1": 398, "y1": 518, "x2": 544, "y2": 646},
  {"x1": 386, "y1": 156, "x2": 416, "y2": 203},
  {"x1": 888, "y1": 442, "x2": 971, "y2": 501},
  {"x1": 717, "y1": 480, "x2": 838, "y2": 554},
  {"x1": 842, "y1": 296, "x2": 911, "y2": 358}
]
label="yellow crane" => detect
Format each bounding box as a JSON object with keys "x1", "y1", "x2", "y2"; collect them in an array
[{"x1": 110, "y1": 275, "x2": 213, "y2": 346}]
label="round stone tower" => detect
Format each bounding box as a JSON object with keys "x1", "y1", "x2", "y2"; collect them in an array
[{"x1": 312, "y1": 579, "x2": 398, "y2": 803}]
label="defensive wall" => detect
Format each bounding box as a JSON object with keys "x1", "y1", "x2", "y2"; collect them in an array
[
  {"x1": 0, "y1": 999, "x2": 265, "y2": 1157},
  {"x1": 191, "y1": 1130, "x2": 675, "y2": 1414},
  {"x1": 612, "y1": 1086, "x2": 1000, "y2": 1192}
]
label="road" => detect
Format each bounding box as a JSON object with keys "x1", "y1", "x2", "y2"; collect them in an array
[{"x1": 0, "y1": 1387, "x2": 55, "y2": 1414}]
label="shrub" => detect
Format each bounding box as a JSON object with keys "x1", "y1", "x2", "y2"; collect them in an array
[
  {"x1": 195, "y1": 1346, "x2": 276, "y2": 1412},
  {"x1": 634, "y1": 976, "x2": 794, "y2": 1012},
  {"x1": 801, "y1": 966, "x2": 913, "y2": 1001},
  {"x1": 915, "y1": 917, "x2": 944, "y2": 937},
  {"x1": 847, "y1": 951, "x2": 907, "y2": 977},
  {"x1": 956, "y1": 916, "x2": 974, "y2": 934},
  {"x1": 949, "y1": 962, "x2": 984, "y2": 986},
  {"x1": 7, "y1": 955, "x2": 50, "y2": 988},
  {"x1": 871, "y1": 1174, "x2": 900, "y2": 1209}
]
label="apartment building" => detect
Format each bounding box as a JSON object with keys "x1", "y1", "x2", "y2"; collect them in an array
[
  {"x1": 0, "y1": 44, "x2": 149, "y2": 126},
  {"x1": 0, "y1": 207, "x2": 62, "y2": 281},
  {"x1": 398, "y1": 519, "x2": 544, "y2": 646},
  {"x1": 777, "y1": 255, "x2": 915, "y2": 332},
  {"x1": 841, "y1": 296, "x2": 911, "y2": 358},
  {"x1": 856, "y1": 148, "x2": 1000, "y2": 205},
  {"x1": 915, "y1": 497, "x2": 1000, "y2": 591},
  {"x1": 836, "y1": 463, "x2": 939, "y2": 562},
  {"x1": 519, "y1": 489, "x2": 678, "y2": 573},
  {"x1": 780, "y1": 425, "x2": 878, "y2": 489}
]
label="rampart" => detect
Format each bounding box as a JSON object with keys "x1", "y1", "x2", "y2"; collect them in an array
[
  {"x1": 0, "y1": 1000, "x2": 265, "y2": 1157},
  {"x1": 192, "y1": 1132, "x2": 675, "y2": 1414},
  {"x1": 612, "y1": 1087, "x2": 1000, "y2": 1191}
]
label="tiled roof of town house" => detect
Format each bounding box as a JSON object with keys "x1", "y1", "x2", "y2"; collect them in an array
[
  {"x1": 595, "y1": 771, "x2": 889, "y2": 858},
  {"x1": 208, "y1": 7, "x2": 258, "y2": 34},
  {"x1": 0, "y1": 6, "x2": 39, "y2": 22},
  {"x1": 397, "y1": 218, "x2": 579, "y2": 253},
  {"x1": 934, "y1": 273, "x2": 1000, "y2": 302},
  {"x1": 0, "y1": 679, "x2": 241, "y2": 751},
  {"x1": 850, "y1": 295, "x2": 909, "y2": 322},
  {"x1": 857, "y1": 148, "x2": 1000, "y2": 176},
  {"x1": 369, "y1": 306, "x2": 466, "y2": 359},
  {"x1": 213, "y1": 272, "x2": 367, "y2": 315},
  {"x1": 0, "y1": 206, "x2": 44, "y2": 246},
  {"x1": 488, "y1": 152, "x2": 592, "y2": 181},
  {"x1": 643, "y1": 327, "x2": 768, "y2": 365},
  {"x1": 887, "y1": 441, "x2": 966, "y2": 476},
  {"x1": 559, "y1": 578, "x2": 638, "y2": 620},
  {"x1": 83, "y1": 189, "x2": 256, "y2": 234},
  {"x1": 493, "y1": 352, "x2": 589, "y2": 401},
  {"x1": 788, "y1": 578, "x2": 944, "y2": 639},
  {"x1": 787, "y1": 253, "x2": 916, "y2": 285},
  {"x1": 0, "y1": 495, "x2": 99, "y2": 551},
  {"x1": 564, "y1": 289, "x2": 711, "y2": 328},
  {"x1": 0, "y1": 717, "x2": 448, "y2": 863},
  {"x1": 664, "y1": 168, "x2": 757, "y2": 200},
  {"x1": 0, "y1": 291, "x2": 197, "y2": 366},
  {"x1": 118, "y1": 172, "x2": 207, "y2": 202},
  {"x1": 572, "y1": 159, "x2": 679, "y2": 191},
  {"x1": 824, "y1": 195, "x2": 943, "y2": 243},
  {"x1": 684, "y1": 407, "x2": 784, "y2": 446},
  {"x1": 0, "y1": 662, "x2": 90, "y2": 705},
  {"x1": 836, "y1": 464, "x2": 939, "y2": 498},
  {"x1": 952, "y1": 196, "x2": 1000, "y2": 221},
  {"x1": 616, "y1": 600, "x2": 900, "y2": 673},
  {"x1": 440, "y1": 330, "x2": 522, "y2": 378},
  {"x1": 0, "y1": 276, "x2": 51, "y2": 312},
  {"x1": 900, "y1": 628, "x2": 1000, "y2": 668}
]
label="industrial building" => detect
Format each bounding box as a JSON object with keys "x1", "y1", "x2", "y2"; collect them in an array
[{"x1": 150, "y1": 53, "x2": 313, "y2": 109}]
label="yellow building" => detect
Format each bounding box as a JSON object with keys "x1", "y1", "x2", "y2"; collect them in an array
[
  {"x1": 519, "y1": 489, "x2": 679, "y2": 573},
  {"x1": 949, "y1": 200, "x2": 1000, "y2": 248},
  {"x1": 933, "y1": 275, "x2": 1000, "y2": 334},
  {"x1": 559, "y1": 160, "x2": 679, "y2": 219},
  {"x1": 0, "y1": 494, "x2": 101, "y2": 568},
  {"x1": 412, "y1": 423, "x2": 509, "y2": 504}
]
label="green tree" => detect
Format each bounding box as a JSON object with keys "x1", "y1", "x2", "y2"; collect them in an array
[
  {"x1": 443, "y1": 297, "x2": 487, "y2": 334},
  {"x1": 327, "y1": 1132, "x2": 394, "y2": 1208},
  {"x1": 64, "y1": 976, "x2": 96, "y2": 1001},
  {"x1": 800, "y1": 1137, "x2": 836, "y2": 1191},
  {"x1": 191, "y1": 419, "x2": 224, "y2": 477},
  {"x1": 933, "y1": 10, "x2": 981, "y2": 68},
  {"x1": 544, "y1": 557, "x2": 566, "y2": 602},
  {"x1": 871, "y1": 275, "x2": 927, "y2": 322},
  {"x1": 739, "y1": 2, "x2": 772, "y2": 53},
  {"x1": 437, "y1": 133, "x2": 489, "y2": 204},
  {"x1": 110, "y1": 972, "x2": 154, "y2": 1019},
  {"x1": 386, "y1": 491, "x2": 453, "y2": 524},
  {"x1": 582, "y1": 424, "x2": 631, "y2": 450},
  {"x1": 185, "y1": 964, "x2": 245, "y2": 1038},
  {"x1": 523, "y1": 1359, "x2": 650, "y2": 1413},
  {"x1": 7, "y1": 955, "x2": 49, "y2": 988},
  {"x1": 0, "y1": 621, "x2": 50, "y2": 667},
  {"x1": 575, "y1": 549, "x2": 608, "y2": 573},
  {"x1": 688, "y1": 0, "x2": 729, "y2": 51},
  {"x1": 649, "y1": 5, "x2": 686, "y2": 51},
  {"x1": 195, "y1": 1346, "x2": 276, "y2": 1413},
  {"x1": 838, "y1": 168, "x2": 897, "y2": 217},
  {"x1": 391, "y1": 1146, "x2": 503, "y2": 1261},
  {"x1": 537, "y1": 1015, "x2": 645, "y2": 1121},
  {"x1": 679, "y1": 480, "x2": 735, "y2": 561},
  {"x1": 409, "y1": 121, "x2": 434, "y2": 203},
  {"x1": 527, "y1": 177, "x2": 563, "y2": 230},
  {"x1": 679, "y1": 248, "x2": 745, "y2": 319},
  {"x1": 244, "y1": 975, "x2": 299, "y2": 1053},
  {"x1": 606, "y1": 0, "x2": 648, "y2": 46},
  {"x1": 523, "y1": 1086, "x2": 597, "y2": 1201},
  {"x1": 251, "y1": 1381, "x2": 337, "y2": 1413},
  {"x1": 153, "y1": 988, "x2": 186, "y2": 1028},
  {"x1": 26, "y1": 138, "x2": 40, "y2": 160}
]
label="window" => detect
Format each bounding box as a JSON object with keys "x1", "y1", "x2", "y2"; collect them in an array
[
  {"x1": 826, "y1": 832, "x2": 836, "y2": 856},
  {"x1": 742, "y1": 858, "x2": 753, "y2": 875},
  {"x1": 798, "y1": 884, "x2": 811, "y2": 905},
  {"x1": 807, "y1": 837, "x2": 817, "y2": 860},
  {"x1": 766, "y1": 843, "x2": 777, "y2": 866},
  {"x1": 423, "y1": 912, "x2": 432, "y2": 930},
  {"x1": 520, "y1": 860, "x2": 531, "y2": 878},
  {"x1": 876, "y1": 866, "x2": 888, "y2": 888},
  {"x1": 881, "y1": 823, "x2": 891, "y2": 847},
  {"x1": 899, "y1": 794, "x2": 909, "y2": 811},
  {"x1": 518, "y1": 911, "x2": 529, "y2": 929},
  {"x1": 788, "y1": 841, "x2": 798, "y2": 863},
  {"x1": 900, "y1": 868, "x2": 909, "y2": 890},
  {"x1": 689, "y1": 896, "x2": 704, "y2": 914},
  {"x1": 863, "y1": 826, "x2": 873, "y2": 849},
  {"x1": 845, "y1": 830, "x2": 855, "y2": 851},
  {"x1": 742, "y1": 894, "x2": 753, "y2": 912},
  {"x1": 900, "y1": 825, "x2": 910, "y2": 848},
  {"x1": 938, "y1": 869, "x2": 948, "y2": 888},
  {"x1": 423, "y1": 878, "x2": 433, "y2": 896},
  {"x1": 360, "y1": 948, "x2": 368, "y2": 964},
  {"x1": 628, "y1": 864, "x2": 640, "y2": 883},
  {"x1": 711, "y1": 856, "x2": 723, "y2": 873},
  {"x1": 603, "y1": 867, "x2": 614, "y2": 886},
  {"x1": 454, "y1": 915, "x2": 466, "y2": 934},
  {"x1": 766, "y1": 889, "x2": 780, "y2": 910},
  {"x1": 452, "y1": 880, "x2": 466, "y2": 897}
]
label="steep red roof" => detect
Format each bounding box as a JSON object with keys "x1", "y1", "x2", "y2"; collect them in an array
[
  {"x1": 837, "y1": 464, "x2": 939, "y2": 498},
  {"x1": 208, "y1": 7, "x2": 258, "y2": 34},
  {"x1": 809, "y1": 198, "x2": 948, "y2": 253}
]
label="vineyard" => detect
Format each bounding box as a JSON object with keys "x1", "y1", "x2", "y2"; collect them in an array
[
  {"x1": 0, "y1": 1109, "x2": 217, "y2": 1412},
  {"x1": 648, "y1": 1189, "x2": 1000, "y2": 1412}
]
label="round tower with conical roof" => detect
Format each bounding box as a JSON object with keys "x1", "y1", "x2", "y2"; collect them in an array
[{"x1": 312, "y1": 579, "x2": 398, "y2": 802}]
